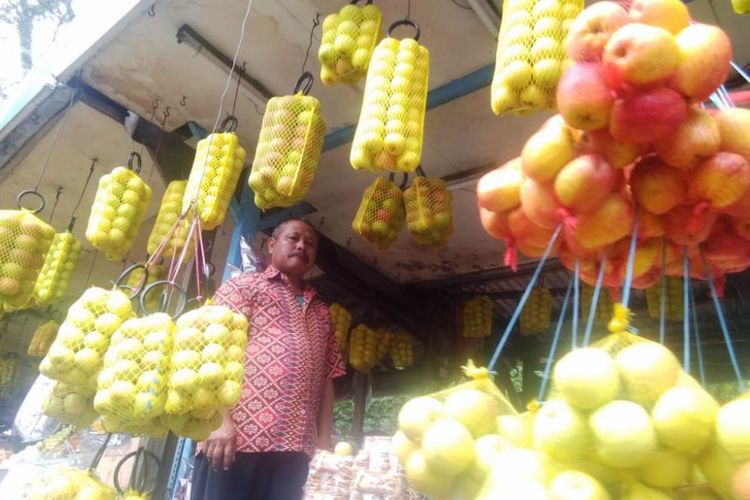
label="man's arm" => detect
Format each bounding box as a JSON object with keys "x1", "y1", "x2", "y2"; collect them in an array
[
  {"x1": 316, "y1": 378, "x2": 335, "y2": 450},
  {"x1": 203, "y1": 410, "x2": 237, "y2": 471}
]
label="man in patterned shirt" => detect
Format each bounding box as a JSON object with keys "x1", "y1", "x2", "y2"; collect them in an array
[{"x1": 191, "y1": 219, "x2": 346, "y2": 500}]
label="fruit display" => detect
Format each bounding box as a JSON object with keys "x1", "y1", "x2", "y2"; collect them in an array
[
  {"x1": 85, "y1": 162, "x2": 152, "y2": 261},
  {"x1": 42, "y1": 381, "x2": 98, "y2": 427},
  {"x1": 183, "y1": 126, "x2": 247, "y2": 230},
  {"x1": 126, "y1": 261, "x2": 165, "y2": 312},
  {"x1": 319, "y1": 2, "x2": 382, "y2": 85},
  {"x1": 461, "y1": 295, "x2": 493, "y2": 338},
  {"x1": 329, "y1": 303, "x2": 352, "y2": 354},
  {"x1": 350, "y1": 30, "x2": 429, "y2": 172},
  {"x1": 645, "y1": 276, "x2": 683, "y2": 321},
  {"x1": 403, "y1": 175, "x2": 454, "y2": 246},
  {"x1": 349, "y1": 323, "x2": 379, "y2": 373},
  {"x1": 248, "y1": 93, "x2": 326, "y2": 210},
  {"x1": 163, "y1": 409, "x2": 224, "y2": 441},
  {"x1": 375, "y1": 327, "x2": 393, "y2": 362},
  {"x1": 39, "y1": 287, "x2": 136, "y2": 389},
  {"x1": 519, "y1": 285, "x2": 552, "y2": 335},
  {"x1": 0, "y1": 210, "x2": 55, "y2": 311},
  {"x1": 490, "y1": 0, "x2": 583, "y2": 115},
  {"x1": 27, "y1": 466, "x2": 115, "y2": 500},
  {"x1": 165, "y1": 304, "x2": 248, "y2": 414},
  {"x1": 94, "y1": 312, "x2": 174, "y2": 422},
  {"x1": 147, "y1": 179, "x2": 192, "y2": 256},
  {"x1": 389, "y1": 332, "x2": 413, "y2": 369},
  {"x1": 27, "y1": 320, "x2": 60, "y2": 357},
  {"x1": 352, "y1": 176, "x2": 406, "y2": 250},
  {"x1": 581, "y1": 284, "x2": 613, "y2": 325},
  {"x1": 33, "y1": 231, "x2": 83, "y2": 305}
]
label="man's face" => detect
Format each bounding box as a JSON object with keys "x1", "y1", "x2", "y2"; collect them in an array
[{"x1": 268, "y1": 221, "x2": 318, "y2": 278}]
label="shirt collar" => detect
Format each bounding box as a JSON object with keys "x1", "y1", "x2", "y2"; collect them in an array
[{"x1": 263, "y1": 265, "x2": 317, "y2": 298}]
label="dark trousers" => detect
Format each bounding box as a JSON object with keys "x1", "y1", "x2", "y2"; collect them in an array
[{"x1": 190, "y1": 451, "x2": 310, "y2": 500}]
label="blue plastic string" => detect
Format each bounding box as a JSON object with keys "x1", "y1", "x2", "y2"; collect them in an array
[
  {"x1": 583, "y1": 254, "x2": 608, "y2": 347},
  {"x1": 699, "y1": 248, "x2": 747, "y2": 391},
  {"x1": 488, "y1": 225, "x2": 562, "y2": 371},
  {"x1": 683, "y1": 248, "x2": 691, "y2": 374},
  {"x1": 658, "y1": 236, "x2": 667, "y2": 345},
  {"x1": 621, "y1": 211, "x2": 640, "y2": 309},
  {"x1": 688, "y1": 280, "x2": 706, "y2": 386},
  {"x1": 538, "y1": 276, "x2": 574, "y2": 402},
  {"x1": 572, "y1": 259, "x2": 580, "y2": 349}
]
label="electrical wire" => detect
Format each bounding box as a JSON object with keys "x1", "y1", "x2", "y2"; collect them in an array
[
  {"x1": 301, "y1": 14, "x2": 320, "y2": 75},
  {"x1": 47, "y1": 187, "x2": 63, "y2": 223},
  {"x1": 34, "y1": 79, "x2": 79, "y2": 191},
  {"x1": 70, "y1": 158, "x2": 98, "y2": 220}
]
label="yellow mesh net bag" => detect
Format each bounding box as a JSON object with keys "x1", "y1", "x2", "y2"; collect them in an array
[
  {"x1": 352, "y1": 176, "x2": 406, "y2": 250},
  {"x1": 94, "y1": 312, "x2": 174, "y2": 422},
  {"x1": 319, "y1": 2, "x2": 382, "y2": 85},
  {"x1": 42, "y1": 381, "x2": 98, "y2": 427},
  {"x1": 349, "y1": 323, "x2": 379, "y2": 373},
  {"x1": 163, "y1": 409, "x2": 224, "y2": 441},
  {"x1": 0, "y1": 210, "x2": 55, "y2": 311},
  {"x1": 39, "y1": 287, "x2": 136, "y2": 389},
  {"x1": 350, "y1": 20, "x2": 429, "y2": 172},
  {"x1": 183, "y1": 117, "x2": 247, "y2": 230},
  {"x1": 581, "y1": 283, "x2": 613, "y2": 324},
  {"x1": 329, "y1": 303, "x2": 352, "y2": 354},
  {"x1": 248, "y1": 82, "x2": 326, "y2": 210},
  {"x1": 0, "y1": 353, "x2": 20, "y2": 389},
  {"x1": 28, "y1": 467, "x2": 116, "y2": 500},
  {"x1": 85, "y1": 153, "x2": 153, "y2": 261},
  {"x1": 34, "y1": 231, "x2": 83, "y2": 305},
  {"x1": 100, "y1": 413, "x2": 168, "y2": 437},
  {"x1": 147, "y1": 179, "x2": 192, "y2": 256},
  {"x1": 375, "y1": 327, "x2": 394, "y2": 362},
  {"x1": 490, "y1": 0, "x2": 582, "y2": 115},
  {"x1": 646, "y1": 276, "x2": 683, "y2": 322},
  {"x1": 165, "y1": 304, "x2": 248, "y2": 414},
  {"x1": 520, "y1": 285, "x2": 552, "y2": 335},
  {"x1": 461, "y1": 295, "x2": 493, "y2": 338},
  {"x1": 390, "y1": 331, "x2": 413, "y2": 369},
  {"x1": 403, "y1": 173, "x2": 454, "y2": 246},
  {"x1": 28, "y1": 320, "x2": 60, "y2": 358}
]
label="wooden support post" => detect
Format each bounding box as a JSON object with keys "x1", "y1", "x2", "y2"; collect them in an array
[{"x1": 351, "y1": 371, "x2": 369, "y2": 447}]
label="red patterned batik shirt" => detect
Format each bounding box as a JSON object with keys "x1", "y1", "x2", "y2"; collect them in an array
[{"x1": 213, "y1": 265, "x2": 346, "y2": 457}]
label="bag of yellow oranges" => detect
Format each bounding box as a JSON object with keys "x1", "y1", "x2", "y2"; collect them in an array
[
  {"x1": 352, "y1": 176, "x2": 406, "y2": 251},
  {"x1": 349, "y1": 323, "x2": 379, "y2": 373},
  {"x1": 184, "y1": 117, "x2": 247, "y2": 230},
  {"x1": 329, "y1": 303, "x2": 352, "y2": 355},
  {"x1": 85, "y1": 153, "x2": 152, "y2": 261},
  {"x1": 319, "y1": 1, "x2": 382, "y2": 85},
  {"x1": 519, "y1": 285, "x2": 552, "y2": 335},
  {"x1": 248, "y1": 75, "x2": 326, "y2": 210},
  {"x1": 42, "y1": 380, "x2": 98, "y2": 428},
  {"x1": 403, "y1": 169, "x2": 454, "y2": 246},
  {"x1": 461, "y1": 295, "x2": 493, "y2": 338},
  {"x1": 28, "y1": 466, "x2": 116, "y2": 500},
  {"x1": 390, "y1": 331, "x2": 413, "y2": 369},
  {"x1": 28, "y1": 319, "x2": 60, "y2": 358},
  {"x1": 147, "y1": 179, "x2": 192, "y2": 257},
  {"x1": 163, "y1": 409, "x2": 224, "y2": 441},
  {"x1": 350, "y1": 18, "x2": 429, "y2": 172},
  {"x1": 34, "y1": 231, "x2": 82, "y2": 306}
]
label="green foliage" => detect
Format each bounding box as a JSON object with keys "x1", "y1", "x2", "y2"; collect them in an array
[{"x1": 333, "y1": 394, "x2": 416, "y2": 440}]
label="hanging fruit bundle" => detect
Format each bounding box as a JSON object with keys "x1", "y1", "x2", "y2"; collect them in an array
[
  {"x1": 0, "y1": 353, "x2": 20, "y2": 388},
  {"x1": 33, "y1": 231, "x2": 82, "y2": 305},
  {"x1": 94, "y1": 313, "x2": 174, "y2": 422},
  {"x1": 163, "y1": 410, "x2": 224, "y2": 442},
  {"x1": 319, "y1": 2, "x2": 382, "y2": 85},
  {"x1": 165, "y1": 305, "x2": 248, "y2": 414},
  {"x1": 42, "y1": 381, "x2": 98, "y2": 428},
  {"x1": 184, "y1": 117, "x2": 247, "y2": 230},
  {"x1": 389, "y1": 332, "x2": 413, "y2": 369},
  {"x1": 461, "y1": 295, "x2": 493, "y2": 338},
  {"x1": 147, "y1": 179, "x2": 192, "y2": 257},
  {"x1": 352, "y1": 176, "x2": 406, "y2": 250},
  {"x1": 519, "y1": 285, "x2": 552, "y2": 335},
  {"x1": 0, "y1": 210, "x2": 55, "y2": 311},
  {"x1": 28, "y1": 467, "x2": 115, "y2": 500},
  {"x1": 39, "y1": 287, "x2": 136, "y2": 389},
  {"x1": 645, "y1": 276, "x2": 683, "y2": 322},
  {"x1": 329, "y1": 303, "x2": 352, "y2": 354},
  {"x1": 490, "y1": 0, "x2": 583, "y2": 115},
  {"x1": 375, "y1": 327, "x2": 393, "y2": 362},
  {"x1": 100, "y1": 413, "x2": 169, "y2": 438},
  {"x1": 580, "y1": 284, "x2": 612, "y2": 325},
  {"x1": 248, "y1": 79, "x2": 326, "y2": 210},
  {"x1": 85, "y1": 153, "x2": 152, "y2": 261},
  {"x1": 403, "y1": 173, "x2": 454, "y2": 246},
  {"x1": 28, "y1": 320, "x2": 59, "y2": 357},
  {"x1": 350, "y1": 19, "x2": 428, "y2": 172},
  {"x1": 349, "y1": 324, "x2": 378, "y2": 373}
]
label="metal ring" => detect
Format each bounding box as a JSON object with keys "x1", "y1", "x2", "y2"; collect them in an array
[
  {"x1": 204, "y1": 261, "x2": 216, "y2": 278},
  {"x1": 139, "y1": 279, "x2": 188, "y2": 318},
  {"x1": 128, "y1": 152, "x2": 143, "y2": 174},
  {"x1": 293, "y1": 71, "x2": 314, "y2": 95},
  {"x1": 220, "y1": 115, "x2": 238, "y2": 133},
  {"x1": 113, "y1": 448, "x2": 161, "y2": 494},
  {"x1": 350, "y1": 0, "x2": 374, "y2": 4},
  {"x1": 16, "y1": 190, "x2": 46, "y2": 214},
  {"x1": 113, "y1": 263, "x2": 149, "y2": 299},
  {"x1": 416, "y1": 165, "x2": 426, "y2": 177},
  {"x1": 388, "y1": 18, "x2": 420, "y2": 41},
  {"x1": 399, "y1": 172, "x2": 409, "y2": 190}
]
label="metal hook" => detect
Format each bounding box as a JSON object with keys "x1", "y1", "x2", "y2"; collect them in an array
[
  {"x1": 163, "y1": 106, "x2": 171, "y2": 121},
  {"x1": 179, "y1": 96, "x2": 187, "y2": 107},
  {"x1": 152, "y1": 97, "x2": 160, "y2": 112},
  {"x1": 147, "y1": 3, "x2": 155, "y2": 17}
]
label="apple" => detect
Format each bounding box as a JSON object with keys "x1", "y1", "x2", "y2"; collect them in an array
[
  {"x1": 654, "y1": 107, "x2": 720, "y2": 170},
  {"x1": 554, "y1": 154, "x2": 618, "y2": 214},
  {"x1": 478, "y1": 206, "x2": 509, "y2": 240},
  {"x1": 582, "y1": 129, "x2": 644, "y2": 169},
  {"x1": 477, "y1": 157, "x2": 523, "y2": 213},
  {"x1": 670, "y1": 24, "x2": 732, "y2": 104},
  {"x1": 521, "y1": 116, "x2": 577, "y2": 182},
  {"x1": 628, "y1": 0, "x2": 690, "y2": 34},
  {"x1": 574, "y1": 192, "x2": 634, "y2": 249},
  {"x1": 603, "y1": 23, "x2": 679, "y2": 89},
  {"x1": 556, "y1": 62, "x2": 614, "y2": 131},
  {"x1": 688, "y1": 152, "x2": 750, "y2": 209},
  {"x1": 713, "y1": 108, "x2": 750, "y2": 161},
  {"x1": 609, "y1": 87, "x2": 687, "y2": 144},
  {"x1": 565, "y1": 2, "x2": 629, "y2": 62},
  {"x1": 664, "y1": 204, "x2": 717, "y2": 245},
  {"x1": 520, "y1": 177, "x2": 563, "y2": 229},
  {"x1": 630, "y1": 156, "x2": 686, "y2": 215}
]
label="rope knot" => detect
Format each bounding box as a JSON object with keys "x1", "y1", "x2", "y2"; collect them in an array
[{"x1": 607, "y1": 302, "x2": 632, "y2": 334}]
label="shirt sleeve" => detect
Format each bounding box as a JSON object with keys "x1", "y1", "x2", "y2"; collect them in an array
[
  {"x1": 323, "y1": 308, "x2": 346, "y2": 379},
  {"x1": 213, "y1": 274, "x2": 255, "y2": 320}
]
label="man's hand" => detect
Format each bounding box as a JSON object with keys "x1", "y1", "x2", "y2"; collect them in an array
[{"x1": 204, "y1": 412, "x2": 236, "y2": 471}]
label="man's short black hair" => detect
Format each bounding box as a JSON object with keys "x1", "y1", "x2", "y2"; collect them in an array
[{"x1": 271, "y1": 218, "x2": 318, "y2": 240}]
